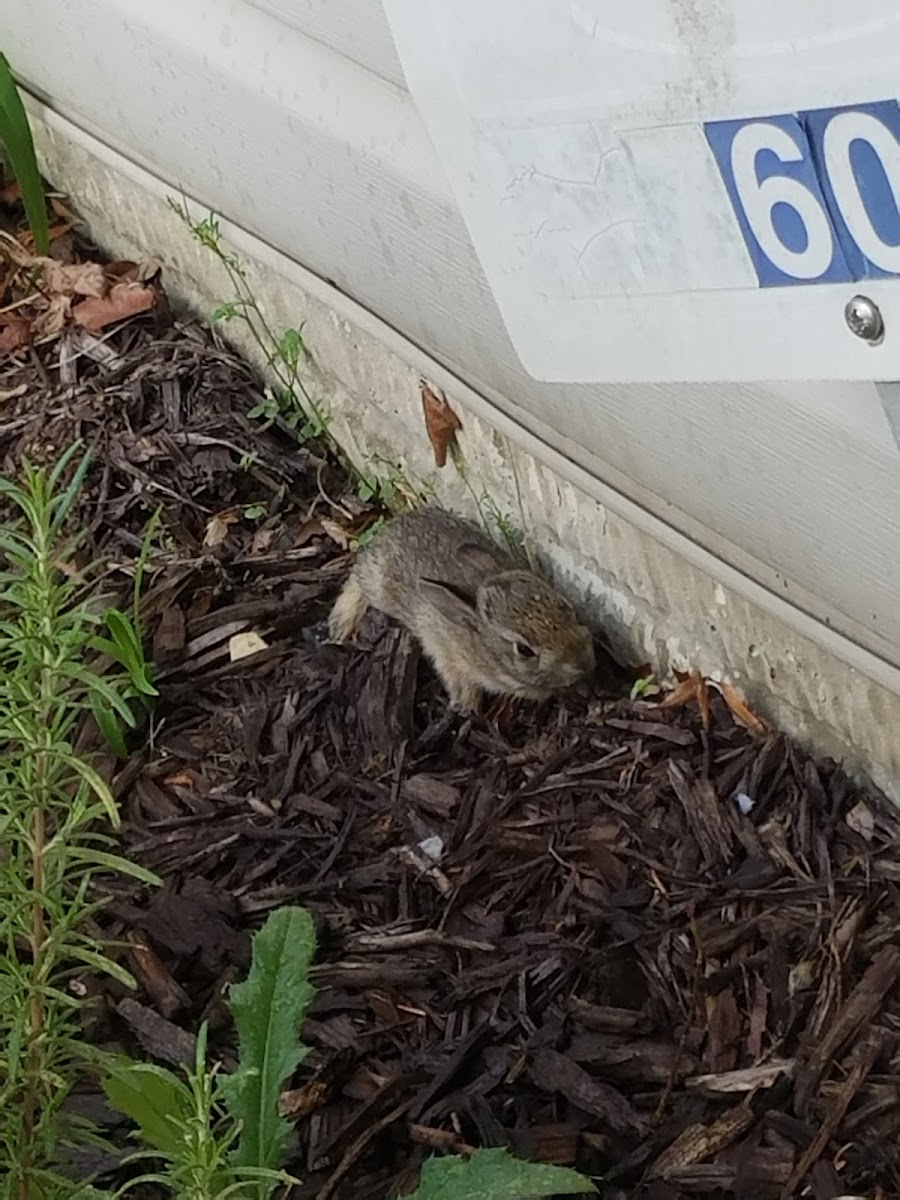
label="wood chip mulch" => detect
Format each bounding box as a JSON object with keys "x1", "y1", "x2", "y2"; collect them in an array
[{"x1": 2, "y1": 197, "x2": 900, "y2": 1200}]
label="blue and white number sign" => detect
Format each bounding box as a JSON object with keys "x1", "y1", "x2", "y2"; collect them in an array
[
  {"x1": 383, "y1": 1, "x2": 900, "y2": 382},
  {"x1": 706, "y1": 101, "x2": 900, "y2": 287}
]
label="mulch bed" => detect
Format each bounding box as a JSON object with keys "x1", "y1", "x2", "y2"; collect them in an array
[{"x1": 3, "y1": 192, "x2": 900, "y2": 1200}]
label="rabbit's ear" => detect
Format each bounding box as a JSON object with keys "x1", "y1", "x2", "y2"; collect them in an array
[
  {"x1": 477, "y1": 573, "x2": 532, "y2": 626},
  {"x1": 420, "y1": 578, "x2": 479, "y2": 631},
  {"x1": 458, "y1": 540, "x2": 504, "y2": 577}
]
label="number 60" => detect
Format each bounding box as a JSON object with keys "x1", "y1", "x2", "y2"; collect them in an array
[{"x1": 705, "y1": 100, "x2": 900, "y2": 287}]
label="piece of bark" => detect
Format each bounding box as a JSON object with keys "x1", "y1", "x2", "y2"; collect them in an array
[
  {"x1": 781, "y1": 1029, "x2": 884, "y2": 1198},
  {"x1": 649, "y1": 1104, "x2": 756, "y2": 1180},
  {"x1": 794, "y1": 946, "x2": 900, "y2": 1114},
  {"x1": 125, "y1": 938, "x2": 190, "y2": 1018},
  {"x1": 686, "y1": 1060, "x2": 795, "y2": 1096},
  {"x1": 529, "y1": 1048, "x2": 647, "y2": 1136},
  {"x1": 668, "y1": 759, "x2": 736, "y2": 867},
  {"x1": 116, "y1": 997, "x2": 197, "y2": 1067}
]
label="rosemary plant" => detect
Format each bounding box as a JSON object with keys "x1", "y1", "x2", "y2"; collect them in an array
[{"x1": 0, "y1": 444, "x2": 158, "y2": 1198}]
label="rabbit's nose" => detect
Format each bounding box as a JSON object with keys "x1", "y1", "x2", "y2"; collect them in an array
[{"x1": 563, "y1": 654, "x2": 593, "y2": 684}]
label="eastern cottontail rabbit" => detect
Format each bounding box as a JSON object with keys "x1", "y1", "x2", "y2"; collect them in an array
[{"x1": 328, "y1": 507, "x2": 595, "y2": 712}]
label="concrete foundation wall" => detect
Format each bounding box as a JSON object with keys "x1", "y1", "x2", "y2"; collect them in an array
[{"x1": 27, "y1": 101, "x2": 900, "y2": 803}]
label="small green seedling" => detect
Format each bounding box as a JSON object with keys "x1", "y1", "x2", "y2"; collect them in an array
[
  {"x1": 171, "y1": 197, "x2": 329, "y2": 445},
  {"x1": 211, "y1": 298, "x2": 253, "y2": 323},
  {"x1": 357, "y1": 472, "x2": 396, "y2": 506},
  {"x1": 356, "y1": 456, "x2": 434, "y2": 513},
  {"x1": 91, "y1": 607, "x2": 157, "y2": 697},
  {"x1": 275, "y1": 325, "x2": 306, "y2": 374},
  {"x1": 349, "y1": 515, "x2": 385, "y2": 551},
  {"x1": 104, "y1": 1023, "x2": 292, "y2": 1200},
  {"x1": 104, "y1": 906, "x2": 315, "y2": 1200},
  {"x1": 408, "y1": 1147, "x2": 595, "y2": 1199},
  {"x1": 630, "y1": 675, "x2": 660, "y2": 700},
  {"x1": 89, "y1": 607, "x2": 158, "y2": 758},
  {"x1": 88, "y1": 507, "x2": 161, "y2": 757},
  {"x1": 247, "y1": 387, "x2": 282, "y2": 429}
]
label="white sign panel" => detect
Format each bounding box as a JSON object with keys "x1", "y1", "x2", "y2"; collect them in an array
[{"x1": 382, "y1": 1, "x2": 900, "y2": 383}]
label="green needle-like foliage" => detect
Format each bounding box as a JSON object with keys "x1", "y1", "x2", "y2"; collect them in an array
[
  {"x1": 103, "y1": 1027, "x2": 244, "y2": 1200},
  {"x1": 0, "y1": 443, "x2": 160, "y2": 1197}
]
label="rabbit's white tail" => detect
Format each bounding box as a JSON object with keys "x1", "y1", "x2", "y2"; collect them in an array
[{"x1": 328, "y1": 574, "x2": 367, "y2": 642}]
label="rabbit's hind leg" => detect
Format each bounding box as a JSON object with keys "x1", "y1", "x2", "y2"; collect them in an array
[{"x1": 328, "y1": 574, "x2": 367, "y2": 642}]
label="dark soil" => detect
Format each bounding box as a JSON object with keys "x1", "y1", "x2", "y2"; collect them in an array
[{"x1": 3, "y1": 195, "x2": 900, "y2": 1200}]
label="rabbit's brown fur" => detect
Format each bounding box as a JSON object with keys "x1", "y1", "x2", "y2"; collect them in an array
[{"x1": 329, "y1": 507, "x2": 595, "y2": 711}]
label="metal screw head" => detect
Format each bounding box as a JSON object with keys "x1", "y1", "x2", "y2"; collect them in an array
[{"x1": 844, "y1": 294, "x2": 884, "y2": 344}]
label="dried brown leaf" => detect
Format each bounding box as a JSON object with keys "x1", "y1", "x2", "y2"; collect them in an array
[
  {"x1": 696, "y1": 673, "x2": 711, "y2": 729},
  {"x1": 38, "y1": 258, "x2": 106, "y2": 298},
  {"x1": 104, "y1": 260, "x2": 140, "y2": 279},
  {"x1": 49, "y1": 195, "x2": 79, "y2": 223},
  {"x1": 657, "y1": 676, "x2": 699, "y2": 712},
  {"x1": 658, "y1": 670, "x2": 710, "y2": 728},
  {"x1": 718, "y1": 680, "x2": 768, "y2": 735},
  {"x1": 846, "y1": 800, "x2": 875, "y2": 841},
  {"x1": 249, "y1": 526, "x2": 276, "y2": 555},
  {"x1": 421, "y1": 379, "x2": 461, "y2": 468},
  {"x1": 135, "y1": 258, "x2": 163, "y2": 282},
  {"x1": 152, "y1": 610, "x2": 186, "y2": 665},
  {"x1": 32, "y1": 293, "x2": 71, "y2": 339},
  {"x1": 0, "y1": 313, "x2": 32, "y2": 352},
  {"x1": 292, "y1": 517, "x2": 325, "y2": 547},
  {"x1": 0, "y1": 233, "x2": 35, "y2": 268},
  {"x1": 321, "y1": 517, "x2": 352, "y2": 549},
  {"x1": 72, "y1": 281, "x2": 155, "y2": 332},
  {"x1": 162, "y1": 770, "x2": 195, "y2": 789},
  {"x1": 279, "y1": 1080, "x2": 330, "y2": 1119},
  {"x1": 203, "y1": 509, "x2": 239, "y2": 548}
]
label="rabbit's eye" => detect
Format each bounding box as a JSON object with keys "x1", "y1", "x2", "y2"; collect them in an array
[{"x1": 514, "y1": 641, "x2": 536, "y2": 660}]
